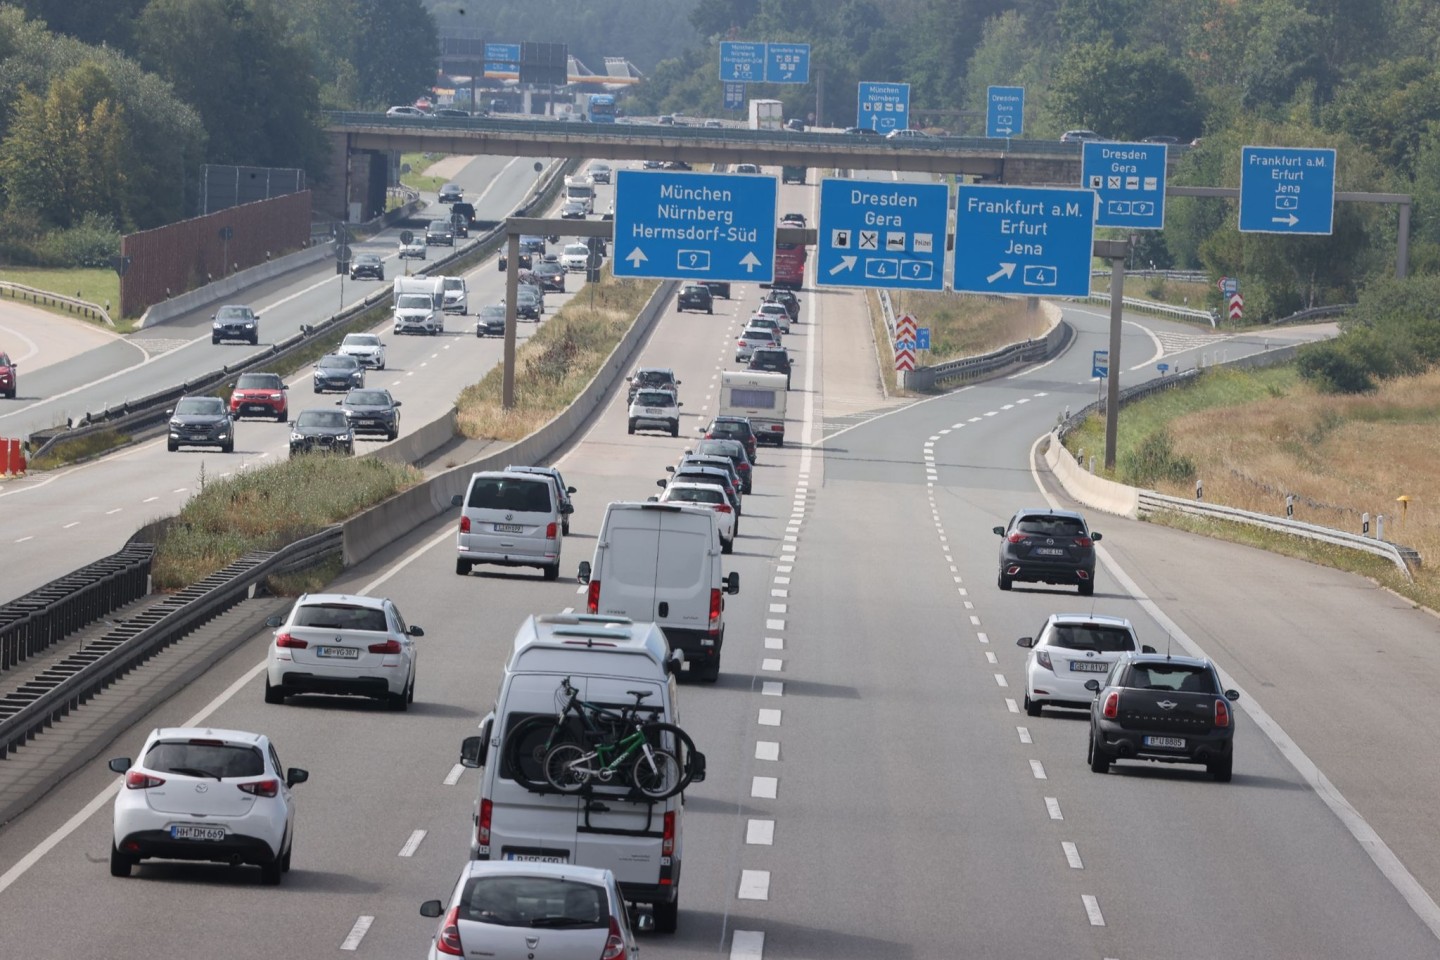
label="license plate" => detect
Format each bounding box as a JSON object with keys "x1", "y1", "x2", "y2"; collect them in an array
[
  {"x1": 646, "y1": 408, "x2": 665, "y2": 415},
  {"x1": 504, "y1": 853, "x2": 568, "y2": 863},
  {"x1": 317, "y1": 646, "x2": 360, "y2": 659},
  {"x1": 1034, "y1": 547, "x2": 1066, "y2": 556},
  {"x1": 1143, "y1": 736, "x2": 1186, "y2": 749},
  {"x1": 494, "y1": 523, "x2": 524, "y2": 533},
  {"x1": 171, "y1": 825, "x2": 225, "y2": 841},
  {"x1": 1070, "y1": 661, "x2": 1109, "y2": 672},
  {"x1": 245, "y1": 404, "x2": 268, "y2": 412}
]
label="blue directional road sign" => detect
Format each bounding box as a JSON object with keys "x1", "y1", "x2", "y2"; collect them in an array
[
  {"x1": 484, "y1": 42, "x2": 521, "y2": 63},
  {"x1": 719, "y1": 42, "x2": 766, "y2": 82},
  {"x1": 765, "y1": 43, "x2": 810, "y2": 83},
  {"x1": 1093, "y1": 350, "x2": 1109, "y2": 379},
  {"x1": 857, "y1": 82, "x2": 910, "y2": 134},
  {"x1": 986, "y1": 86, "x2": 1024, "y2": 138},
  {"x1": 723, "y1": 82, "x2": 745, "y2": 111},
  {"x1": 816, "y1": 178, "x2": 948, "y2": 291},
  {"x1": 916, "y1": 328, "x2": 931, "y2": 350},
  {"x1": 613, "y1": 170, "x2": 777, "y2": 283},
  {"x1": 952, "y1": 185, "x2": 1097, "y2": 297},
  {"x1": 1082, "y1": 141, "x2": 1167, "y2": 230},
  {"x1": 1239, "y1": 146, "x2": 1336, "y2": 235}
]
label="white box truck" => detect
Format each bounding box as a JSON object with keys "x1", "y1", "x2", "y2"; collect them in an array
[
  {"x1": 564, "y1": 174, "x2": 596, "y2": 214},
  {"x1": 748, "y1": 98, "x2": 783, "y2": 131},
  {"x1": 719, "y1": 370, "x2": 788, "y2": 446}
]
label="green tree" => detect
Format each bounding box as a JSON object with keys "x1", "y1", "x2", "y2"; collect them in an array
[
  {"x1": 1324, "y1": 58, "x2": 1440, "y2": 180},
  {"x1": 1046, "y1": 41, "x2": 1202, "y2": 140},
  {"x1": 353, "y1": 0, "x2": 438, "y2": 108},
  {"x1": 963, "y1": 10, "x2": 1051, "y2": 135},
  {"x1": 8, "y1": 0, "x2": 146, "y2": 50}
]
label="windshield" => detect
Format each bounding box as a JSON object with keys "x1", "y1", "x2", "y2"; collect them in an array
[
  {"x1": 215, "y1": 306, "x2": 251, "y2": 320},
  {"x1": 345, "y1": 391, "x2": 390, "y2": 406},
  {"x1": 343, "y1": 334, "x2": 379, "y2": 347},
  {"x1": 480, "y1": 305, "x2": 506, "y2": 317},
  {"x1": 396, "y1": 295, "x2": 432, "y2": 310},
  {"x1": 296, "y1": 410, "x2": 348, "y2": 428},
  {"x1": 565, "y1": 245, "x2": 588, "y2": 256},
  {"x1": 443, "y1": 278, "x2": 463, "y2": 291},
  {"x1": 429, "y1": 220, "x2": 450, "y2": 230},
  {"x1": 175, "y1": 398, "x2": 223, "y2": 416},
  {"x1": 355, "y1": 254, "x2": 379, "y2": 264},
  {"x1": 235, "y1": 374, "x2": 280, "y2": 390},
  {"x1": 318, "y1": 355, "x2": 356, "y2": 370}
]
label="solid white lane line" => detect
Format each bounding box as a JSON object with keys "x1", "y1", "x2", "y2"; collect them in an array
[
  {"x1": 340, "y1": 916, "x2": 375, "y2": 950},
  {"x1": 751, "y1": 776, "x2": 778, "y2": 799},
  {"x1": 761, "y1": 658, "x2": 783, "y2": 671},
  {"x1": 1030, "y1": 760, "x2": 1047, "y2": 779},
  {"x1": 747, "y1": 819, "x2": 775, "y2": 845},
  {"x1": 1063, "y1": 841, "x2": 1083, "y2": 869},
  {"x1": 1046, "y1": 797, "x2": 1064, "y2": 820},
  {"x1": 399, "y1": 829, "x2": 427, "y2": 857},
  {"x1": 755, "y1": 741, "x2": 780, "y2": 761},
  {"x1": 761, "y1": 681, "x2": 783, "y2": 696},
  {"x1": 994, "y1": 674, "x2": 1008, "y2": 687},
  {"x1": 1082, "y1": 895, "x2": 1105, "y2": 926},
  {"x1": 1005, "y1": 699, "x2": 1019, "y2": 712},
  {"x1": 758, "y1": 709, "x2": 782, "y2": 726},
  {"x1": 1017, "y1": 726, "x2": 1032, "y2": 743},
  {"x1": 738, "y1": 870, "x2": 771, "y2": 900},
  {"x1": 764, "y1": 636, "x2": 784, "y2": 649},
  {"x1": 444, "y1": 764, "x2": 465, "y2": 786}
]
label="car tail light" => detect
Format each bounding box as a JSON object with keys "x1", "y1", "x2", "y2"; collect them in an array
[
  {"x1": 1007, "y1": 533, "x2": 1026, "y2": 544},
  {"x1": 662, "y1": 811, "x2": 675, "y2": 857},
  {"x1": 716, "y1": 503, "x2": 732, "y2": 513},
  {"x1": 1102, "y1": 691, "x2": 1120, "y2": 719},
  {"x1": 1214, "y1": 698, "x2": 1231, "y2": 728},
  {"x1": 587, "y1": 580, "x2": 601, "y2": 614},
  {"x1": 125, "y1": 770, "x2": 164, "y2": 790},
  {"x1": 459, "y1": 515, "x2": 471, "y2": 533},
  {"x1": 1036, "y1": 650, "x2": 1053, "y2": 671},
  {"x1": 239, "y1": 779, "x2": 279, "y2": 798},
  {"x1": 1076, "y1": 536, "x2": 1093, "y2": 548},
  {"x1": 709, "y1": 588, "x2": 722, "y2": 630},
  {"x1": 436, "y1": 905, "x2": 464, "y2": 956},
  {"x1": 275, "y1": 633, "x2": 308, "y2": 649},
  {"x1": 476, "y1": 798, "x2": 492, "y2": 847},
  {"x1": 736, "y1": 460, "x2": 750, "y2": 472},
  {"x1": 601, "y1": 916, "x2": 628, "y2": 959},
  {"x1": 545, "y1": 522, "x2": 557, "y2": 539},
  {"x1": 368, "y1": 638, "x2": 402, "y2": 654}
]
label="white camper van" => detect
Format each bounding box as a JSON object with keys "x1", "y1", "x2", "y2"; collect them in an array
[
  {"x1": 719, "y1": 370, "x2": 788, "y2": 446},
  {"x1": 578, "y1": 501, "x2": 740, "y2": 682},
  {"x1": 392, "y1": 276, "x2": 444, "y2": 335},
  {"x1": 564, "y1": 175, "x2": 596, "y2": 214},
  {"x1": 459, "y1": 613, "x2": 694, "y2": 932}
]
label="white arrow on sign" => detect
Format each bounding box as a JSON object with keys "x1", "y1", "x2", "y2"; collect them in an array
[
  {"x1": 740, "y1": 251, "x2": 762, "y2": 273},
  {"x1": 1272, "y1": 213, "x2": 1299, "y2": 227},
  {"x1": 987, "y1": 263, "x2": 1017, "y2": 283},
  {"x1": 828, "y1": 255, "x2": 857, "y2": 276},
  {"x1": 995, "y1": 125, "x2": 1012, "y2": 135},
  {"x1": 626, "y1": 248, "x2": 648, "y2": 267}
]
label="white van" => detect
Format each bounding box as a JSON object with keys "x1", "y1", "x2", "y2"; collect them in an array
[
  {"x1": 459, "y1": 613, "x2": 692, "y2": 932},
  {"x1": 452, "y1": 470, "x2": 563, "y2": 580},
  {"x1": 578, "y1": 502, "x2": 739, "y2": 682},
  {"x1": 720, "y1": 370, "x2": 788, "y2": 446},
  {"x1": 392, "y1": 276, "x2": 444, "y2": 335},
  {"x1": 439, "y1": 276, "x2": 468, "y2": 315}
]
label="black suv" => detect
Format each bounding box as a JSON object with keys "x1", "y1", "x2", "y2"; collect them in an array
[
  {"x1": 532, "y1": 260, "x2": 567, "y2": 292},
  {"x1": 289, "y1": 408, "x2": 355, "y2": 456},
  {"x1": 426, "y1": 219, "x2": 454, "y2": 246},
  {"x1": 677, "y1": 284, "x2": 713, "y2": 314},
  {"x1": 994, "y1": 509, "x2": 1102, "y2": 595},
  {"x1": 167, "y1": 396, "x2": 235, "y2": 453},
  {"x1": 692, "y1": 438, "x2": 753, "y2": 493},
  {"x1": 211, "y1": 304, "x2": 260, "y2": 345},
  {"x1": 337, "y1": 388, "x2": 402, "y2": 441},
  {"x1": 702, "y1": 416, "x2": 758, "y2": 463},
  {"x1": 748, "y1": 347, "x2": 792, "y2": 388},
  {"x1": 475, "y1": 303, "x2": 506, "y2": 337},
  {"x1": 349, "y1": 253, "x2": 384, "y2": 280}
]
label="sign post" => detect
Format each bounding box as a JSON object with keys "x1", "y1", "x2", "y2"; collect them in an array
[
  {"x1": 1082, "y1": 142, "x2": 1167, "y2": 230},
  {"x1": 815, "y1": 178, "x2": 948, "y2": 291},
  {"x1": 951, "y1": 186, "x2": 1097, "y2": 297},
  {"x1": 613, "y1": 170, "x2": 777, "y2": 283},
  {"x1": 1239, "y1": 146, "x2": 1337, "y2": 235},
  {"x1": 986, "y1": 86, "x2": 1024, "y2": 138},
  {"x1": 857, "y1": 82, "x2": 910, "y2": 134}
]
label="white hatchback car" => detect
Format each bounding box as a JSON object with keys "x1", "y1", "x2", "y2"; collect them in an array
[
  {"x1": 264, "y1": 593, "x2": 422, "y2": 710},
  {"x1": 658, "y1": 481, "x2": 737, "y2": 553},
  {"x1": 560, "y1": 242, "x2": 590, "y2": 272},
  {"x1": 420, "y1": 860, "x2": 647, "y2": 959},
  {"x1": 1017, "y1": 614, "x2": 1152, "y2": 716},
  {"x1": 108, "y1": 727, "x2": 309, "y2": 884},
  {"x1": 339, "y1": 332, "x2": 386, "y2": 369},
  {"x1": 628, "y1": 388, "x2": 682, "y2": 437},
  {"x1": 751, "y1": 301, "x2": 791, "y2": 333}
]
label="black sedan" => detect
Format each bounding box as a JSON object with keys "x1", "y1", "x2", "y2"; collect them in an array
[
  {"x1": 349, "y1": 253, "x2": 384, "y2": 280},
  {"x1": 994, "y1": 508, "x2": 1101, "y2": 595},
  {"x1": 560, "y1": 200, "x2": 588, "y2": 220},
  {"x1": 475, "y1": 304, "x2": 507, "y2": 337},
  {"x1": 167, "y1": 396, "x2": 234, "y2": 453},
  {"x1": 289, "y1": 409, "x2": 355, "y2": 456},
  {"x1": 677, "y1": 284, "x2": 713, "y2": 314},
  {"x1": 337, "y1": 388, "x2": 402, "y2": 440}
]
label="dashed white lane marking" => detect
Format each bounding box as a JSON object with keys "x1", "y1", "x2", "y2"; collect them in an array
[
  {"x1": 755, "y1": 741, "x2": 780, "y2": 761},
  {"x1": 969, "y1": 615, "x2": 981, "y2": 626},
  {"x1": 172, "y1": 487, "x2": 186, "y2": 493},
  {"x1": 142, "y1": 496, "x2": 158, "y2": 503},
  {"x1": 62, "y1": 522, "x2": 80, "y2": 529},
  {"x1": 1005, "y1": 699, "x2": 1019, "y2": 713},
  {"x1": 977, "y1": 632, "x2": 988, "y2": 643},
  {"x1": 106, "y1": 508, "x2": 122, "y2": 515},
  {"x1": 751, "y1": 776, "x2": 778, "y2": 799},
  {"x1": 783, "y1": 534, "x2": 798, "y2": 543},
  {"x1": 774, "y1": 576, "x2": 790, "y2": 585},
  {"x1": 758, "y1": 708, "x2": 782, "y2": 726},
  {"x1": 747, "y1": 819, "x2": 775, "y2": 845},
  {"x1": 738, "y1": 870, "x2": 771, "y2": 900},
  {"x1": 1046, "y1": 797, "x2": 1064, "y2": 820},
  {"x1": 994, "y1": 674, "x2": 1008, "y2": 687},
  {"x1": 14, "y1": 535, "x2": 34, "y2": 543},
  {"x1": 443, "y1": 764, "x2": 465, "y2": 786},
  {"x1": 1017, "y1": 726, "x2": 1032, "y2": 744},
  {"x1": 1030, "y1": 760, "x2": 1048, "y2": 779},
  {"x1": 764, "y1": 636, "x2": 784, "y2": 650},
  {"x1": 777, "y1": 565, "x2": 792, "y2": 573},
  {"x1": 769, "y1": 603, "x2": 787, "y2": 612},
  {"x1": 1063, "y1": 841, "x2": 1084, "y2": 869},
  {"x1": 766, "y1": 618, "x2": 785, "y2": 630},
  {"x1": 399, "y1": 829, "x2": 426, "y2": 857},
  {"x1": 985, "y1": 652, "x2": 998, "y2": 664},
  {"x1": 761, "y1": 681, "x2": 783, "y2": 696},
  {"x1": 340, "y1": 916, "x2": 375, "y2": 950},
  {"x1": 1082, "y1": 895, "x2": 1106, "y2": 926},
  {"x1": 761, "y1": 658, "x2": 783, "y2": 671}
]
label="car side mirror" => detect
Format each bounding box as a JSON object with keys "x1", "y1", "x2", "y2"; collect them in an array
[
  {"x1": 460, "y1": 735, "x2": 485, "y2": 769},
  {"x1": 107, "y1": 757, "x2": 130, "y2": 774},
  {"x1": 420, "y1": 900, "x2": 444, "y2": 918},
  {"x1": 1225, "y1": 689, "x2": 1240, "y2": 702},
  {"x1": 677, "y1": 402, "x2": 683, "y2": 407},
  {"x1": 993, "y1": 526, "x2": 1005, "y2": 536},
  {"x1": 1016, "y1": 637, "x2": 1034, "y2": 648},
  {"x1": 665, "y1": 466, "x2": 676, "y2": 473},
  {"x1": 666, "y1": 649, "x2": 685, "y2": 676},
  {"x1": 408, "y1": 626, "x2": 424, "y2": 637},
  {"x1": 451, "y1": 494, "x2": 463, "y2": 508},
  {"x1": 635, "y1": 912, "x2": 656, "y2": 933},
  {"x1": 394, "y1": 400, "x2": 402, "y2": 407},
  {"x1": 165, "y1": 408, "x2": 175, "y2": 415},
  {"x1": 656, "y1": 479, "x2": 667, "y2": 489},
  {"x1": 1092, "y1": 532, "x2": 1103, "y2": 541},
  {"x1": 1084, "y1": 679, "x2": 1101, "y2": 692},
  {"x1": 577, "y1": 560, "x2": 592, "y2": 584},
  {"x1": 566, "y1": 486, "x2": 576, "y2": 494},
  {"x1": 725, "y1": 571, "x2": 740, "y2": 594},
  {"x1": 265, "y1": 614, "x2": 284, "y2": 628},
  {"x1": 1141, "y1": 645, "x2": 1156, "y2": 654},
  {"x1": 286, "y1": 768, "x2": 309, "y2": 787}
]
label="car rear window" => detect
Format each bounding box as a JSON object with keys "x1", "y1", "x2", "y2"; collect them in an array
[
  {"x1": 466, "y1": 477, "x2": 552, "y2": 513},
  {"x1": 669, "y1": 487, "x2": 723, "y2": 504},
  {"x1": 636, "y1": 391, "x2": 672, "y2": 406},
  {"x1": 1045, "y1": 625, "x2": 1136, "y2": 652},
  {"x1": 458, "y1": 876, "x2": 606, "y2": 928},
  {"x1": 294, "y1": 602, "x2": 387, "y2": 631},
  {"x1": 1017, "y1": 515, "x2": 1087, "y2": 537},
  {"x1": 144, "y1": 740, "x2": 264, "y2": 778},
  {"x1": 1127, "y1": 663, "x2": 1217, "y2": 693}
]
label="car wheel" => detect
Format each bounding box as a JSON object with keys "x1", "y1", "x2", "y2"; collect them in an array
[
  {"x1": 706, "y1": 307, "x2": 713, "y2": 315},
  {"x1": 1024, "y1": 695, "x2": 1042, "y2": 717},
  {"x1": 722, "y1": 536, "x2": 733, "y2": 555},
  {"x1": 456, "y1": 559, "x2": 472, "y2": 576},
  {"x1": 407, "y1": 672, "x2": 416, "y2": 704},
  {"x1": 221, "y1": 439, "x2": 234, "y2": 453},
  {"x1": 260, "y1": 855, "x2": 283, "y2": 885},
  {"x1": 543, "y1": 563, "x2": 560, "y2": 582},
  {"x1": 387, "y1": 429, "x2": 398, "y2": 441},
  {"x1": 627, "y1": 418, "x2": 636, "y2": 435},
  {"x1": 389, "y1": 684, "x2": 409, "y2": 711},
  {"x1": 280, "y1": 839, "x2": 292, "y2": 873},
  {"x1": 697, "y1": 653, "x2": 721, "y2": 683},
  {"x1": 998, "y1": 571, "x2": 1013, "y2": 591},
  {"x1": 378, "y1": 362, "x2": 385, "y2": 370},
  {"x1": 670, "y1": 422, "x2": 679, "y2": 438},
  {"x1": 1078, "y1": 580, "x2": 1095, "y2": 597},
  {"x1": 313, "y1": 387, "x2": 321, "y2": 394},
  {"x1": 211, "y1": 337, "x2": 220, "y2": 345},
  {"x1": 264, "y1": 678, "x2": 287, "y2": 705},
  {"x1": 275, "y1": 410, "x2": 286, "y2": 422},
  {"x1": 562, "y1": 519, "x2": 570, "y2": 536},
  {"x1": 1209, "y1": 754, "x2": 1233, "y2": 783},
  {"x1": 652, "y1": 893, "x2": 679, "y2": 934},
  {"x1": 109, "y1": 843, "x2": 134, "y2": 878},
  {"x1": 1088, "y1": 731, "x2": 1112, "y2": 774},
  {"x1": 167, "y1": 440, "x2": 178, "y2": 452}
]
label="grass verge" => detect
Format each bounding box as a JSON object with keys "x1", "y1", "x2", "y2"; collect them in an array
[
  {"x1": 151, "y1": 455, "x2": 422, "y2": 590},
  {"x1": 264, "y1": 555, "x2": 344, "y2": 597},
  {"x1": 457, "y1": 267, "x2": 661, "y2": 441},
  {"x1": 400, "y1": 153, "x2": 449, "y2": 194},
  {"x1": 29, "y1": 429, "x2": 131, "y2": 471},
  {"x1": 0, "y1": 267, "x2": 125, "y2": 329}
]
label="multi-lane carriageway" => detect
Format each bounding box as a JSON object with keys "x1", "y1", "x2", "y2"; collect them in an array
[{"x1": 1, "y1": 164, "x2": 1439, "y2": 959}]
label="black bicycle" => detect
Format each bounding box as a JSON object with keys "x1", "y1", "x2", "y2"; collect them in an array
[{"x1": 504, "y1": 677, "x2": 700, "y2": 800}]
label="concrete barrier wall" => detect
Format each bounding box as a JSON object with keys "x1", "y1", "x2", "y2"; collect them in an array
[
  {"x1": 365, "y1": 406, "x2": 458, "y2": 469},
  {"x1": 138, "y1": 242, "x2": 335, "y2": 329},
  {"x1": 342, "y1": 279, "x2": 677, "y2": 566},
  {"x1": 1043, "y1": 431, "x2": 1140, "y2": 518}
]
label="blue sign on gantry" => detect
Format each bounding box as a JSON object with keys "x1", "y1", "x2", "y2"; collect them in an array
[
  {"x1": 719, "y1": 42, "x2": 766, "y2": 82},
  {"x1": 723, "y1": 82, "x2": 746, "y2": 111},
  {"x1": 484, "y1": 43, "x2": 521, "y2": 63},
  {"x1": 986, "y1": 86, "x2": 1024, "y2": 138},
  {"x1": 765, "y1": 43, "x2": 810, "y2": 83},
  {"x1": 857, "y1": 82, "x2": 910, "y2": 134},
  {"x1": 1082, "y1": 141, "x2": 1167, "y2": 230},
  {"x1": 952, "y1": 185, "x2": 1097, "y2": 297},
  {"x1": 613, "y1": 170, "x2": 777, "y2": 283},
  {"x1": 1239, "y1": 146, "x2": 1336, "y2": 235},
  {"x1": 815, "y1": 178, "x2": 948, "y2": 292}
]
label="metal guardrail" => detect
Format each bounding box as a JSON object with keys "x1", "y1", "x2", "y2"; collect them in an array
[
  {"x1": 1137, "y1": 491, "x2": 1414, "y2": 579},
  {"x1": 1273, "y1": 303, "x2": 1354, "y2": 325},
  {"x1": 0, "y1": 544, "x2": 154, "y2": 672},
  {"x1": 0, "y1": 526, "x2": 340, "y2": 759},
  {"x1": 1078, "y1": 291, "x2": 1216, "y2": 323},
  {"x1": 1091, "y1": 268, "x2": 1210, "y2": 284},
  {"x1": 1, "y1": 280, "x2": 114, "y2": 327}
]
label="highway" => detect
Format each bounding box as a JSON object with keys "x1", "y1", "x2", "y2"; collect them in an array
[
  {"x1": 1, "y1": 169, "x2": 1438, "y2": 959},
  {"x1": 0, "y1": 154, "x2": 567, "y2": 602}
]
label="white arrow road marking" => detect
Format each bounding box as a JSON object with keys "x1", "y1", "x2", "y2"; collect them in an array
[
  {"x1": 740, "y1": 251, "x2": 762, "y2": 272},
  {"x1": 1272, "y1": 213, "x2": 1300, "y2": 226},
  {"x1": 625, "y1": 248, "x2": 648, "y2": 266},
  {"x1": 987, "y1": 263, "x2": 1017, "y2": 283},
  {"x1": 829, "y1": 255, "x2": 857, "y2": 275}
]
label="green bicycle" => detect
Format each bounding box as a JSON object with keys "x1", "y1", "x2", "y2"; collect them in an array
[{"x1": 504, "y1": 677, "x2": 701, "y2": 801}]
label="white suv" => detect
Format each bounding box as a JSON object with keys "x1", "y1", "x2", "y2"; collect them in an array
[
  {"x1": 108, "y1": 727, "x2": 309, "y2": 884},
  {"x1": 339, "y1": 332, "x2": 386, "y2": 369},
  {"x1": 1017, "y1": 614, "x2": 1152, "y2": 716},
  {"x1": 735, "y1": 325, "x2": 779, "y2": 362},
  {"x1": 628, "y1": 388, "x2": 682, "y2": 437},
  {"x1": 263, "y1": 593, "x2": 423, "y2": 710}
]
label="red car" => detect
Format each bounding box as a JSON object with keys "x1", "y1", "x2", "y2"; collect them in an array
[
  {"x1": 0, "y1": 352, "x2": 15, "y2": 399},
  {"x1": 229, "y1": 372, "x2": 289, "y2": 421}
]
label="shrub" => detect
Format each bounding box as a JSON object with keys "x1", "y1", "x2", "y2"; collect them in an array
[
  {"x1": 1296, "y1": 340, "x2": 1376, "y2": 393},
  {"x1": 33, "y1": 212, "x2": 121, "y2": 267},
  {"x1": 1119, "y1": 428, "x2": 1195, "y2": 486}
]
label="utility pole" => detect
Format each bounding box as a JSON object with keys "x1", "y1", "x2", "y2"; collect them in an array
[{"x1": 1093, "y1": 238, "x2": 1132, "y2": 470}]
